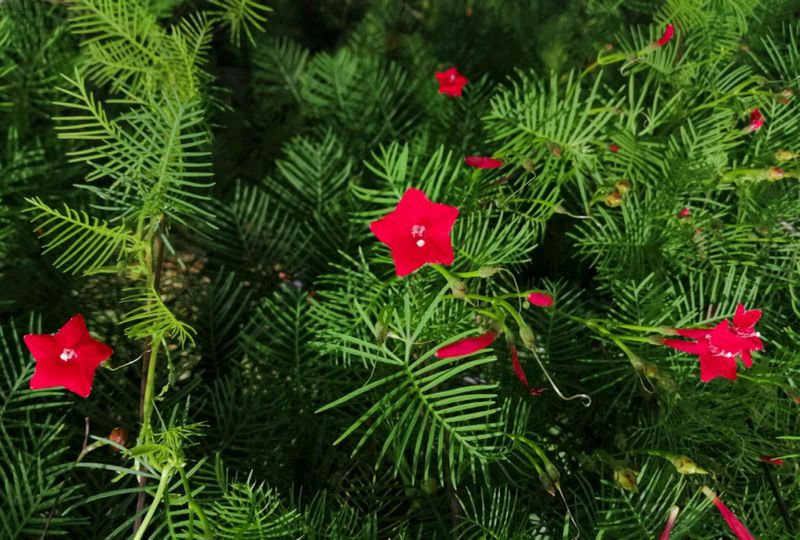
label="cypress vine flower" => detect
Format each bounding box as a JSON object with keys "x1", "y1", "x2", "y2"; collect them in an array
[
  {"x1": 677, "y1": 207, "x2": 691, "y2": 218},
  {"x1": 435, "y1": 331, "x2": 497, "y2": 358},
  {"x1": 510, "y1": 343, "x2": 528, "y2": 387},
  {"x1": 23, "y1": 314, "x2": 113, "y2": 398},
  {"x1": 608, "y1": 143, "x2": 620, "y2": 153},
  {"x1": 527, "y1": 292, "x2": 554, "y2": 307},
  {"x1": 370, "y1": 188, "x2": 459, "y2": 277},
  {"x1": 435, "y1": 67, "x2": 468, "y2": 97},
  {"x1": 658, "y1": 506, "x2": 680, "y2": 540},
  {"x1": 655, "y1": 23, "x2": 675, "y2": 47},
  {"x1": 760, "y1": 455, "x2": 784, "y2": 465},
  {"x1": 747, "y1": 108, "x2": 764, "y2": 132},
  {"x1": 701, "y1": 487, "x2": 755, "y2": 540},
  {"x1": 464, "y1": 156, "x2": 504, "y2": 168}
]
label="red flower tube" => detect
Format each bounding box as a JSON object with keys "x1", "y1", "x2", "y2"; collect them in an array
[
  {"x1": 435, "y1": 331, "x2": 497, "y2": 358},
  {"x1": 527, "y1": 292, "x2": 554, "y2": 307},
  {"x1": 658, "y1": 505, "x2": 680, "y2": 540},
  {"x1": 702, "y1": 487, "x2": 755, "y2": 540},
  {"x1": 748, "y1": 108, "x2": 764, "y2": 132},
  {"x1": 464, "y1": 156, "x2": 504, "y2": 169},
  {"x1": 677, "y1": 207, "x2": 690, "y2": 218},
  {"x1": 510, "y1": 343, "x2": 528, "y2": 387},
  {"x1": 655, "y1": 23, "x2": 675, "y2": 47},
  {"x1": 23, "y1": 314, "x2": 113, "y2": 398}
]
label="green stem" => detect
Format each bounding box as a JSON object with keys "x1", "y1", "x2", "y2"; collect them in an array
[
  {"x1": 178, "y1": 466, "x2": 213, "y2": 539},
  {"x1": 133, "y1": 464, "x2": 173, "y2": 540}
]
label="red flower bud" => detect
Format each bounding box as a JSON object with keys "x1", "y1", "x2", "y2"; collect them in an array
[
  {"x1": 464, "y1": 156, "x2": 504, "y2": 169},
  {"x1": 608, "y1": 143, "x2": 620, "y2": 153},
  {"x1": 108, "y1": 427, "x2": 129, "y2": 452},
  {"x1": 527, "y1": 292, "x2": 554, "y2": 307},
  {"x1": 702, "y1": 487, "x2": 755, "y2": 540},
  {"x1": 677, "y1": 207, "x2": 690, "y2": 219},
  {"x1": 435, "y1": 331, "x2": 497, "y2": 358},
  {"x1": 748, "y1": 108, "x2": 764, "y2": 132},
  {"x1": 510, "y1": 344, "x2": 528, "y2": 387},
  {"x1": 655, "y1": 23, "x2": 675, "y2": 47},
  {"x1": 658, "y1": 506, "x2": 680, "y2": 540},
  {"x1": 760, "y1": 455, "x2": 784, "y2": 466}
]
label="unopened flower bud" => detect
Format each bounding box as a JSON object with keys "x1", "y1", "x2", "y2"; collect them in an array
[
  {"x1": 604, "y1": 43, "x2": 613, "y2": 51},
  {"x1": 478, "y1": 266, "x2": 501, "y2": 278},
  {"x1": 604, "y1": 189, "x2": 623, "y2": 207},
  {"x1": 545, "y1": 461, "x2": 561, "y2": 485},
  {"x1": 547, "y1": 142, "x2": 562, "y2": 157},
  {"x1": 449, "y1": 279, "x2": 467, "y2": 299},
  {"x1": 421, "y1": 477, "x2": 437, "y2": 495},
  {"x1": 613, "y1": 468, "x2": 638, "y2": 492},
  {"x1": 375, "y1": 321, "x2": 388, "y2": 345},
  {"x1": 539, "y1": 470, "x2": 556, "y2": 496},
  {"x1": 672, "y1": 455, "x2": 706, "y2": 474},
  {"x1": 519, "y1": 325, "x2": 536, "y2": 350},
  {"x1": 108, "y1": 427, "x2": 129, "y2": 452},
  {"x1": 615, "y1": 179, "x2": 631, "y2": 195},
  {"x1": 774, "y1": 149, "x2": 795, "y2": 162},
  {"x1": 677, "y1": 207, "x2": 691, "y2": 219},
  {"x1": 522, "y1": 159, "x2": 536, "y2": 172},
  {"x1": 766, "y1": 167, "x2": 785, "y2": 181}
]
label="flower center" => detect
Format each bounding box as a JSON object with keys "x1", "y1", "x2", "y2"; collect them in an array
[
  {"x1": 411, "y1": 224, "x2": 426, "y2": 247},
  {"x1": 60, "y1": 348, "x2": 77, "y2": 362},
  {"x1": 449, "y1": 73, "x2": 456, "y2": 83}
]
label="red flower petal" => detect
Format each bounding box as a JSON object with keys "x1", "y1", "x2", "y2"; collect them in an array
[
  {"x1": 699, "y1": 352, "x2": 738, "y2": 382},
  {"x1": 435, "y1": 67, "x2": 468, "y2": 97},
  {"x1": 702, "y1": 487, "x2": 755, "y2": 540},
  {"x1": 748, "y1": 108, "x2": 764, "y2": 132},
  {"x1": 24, "y1": 314, "x2": 113, "y2": 398},
  {"x1": 510, "y1": 344, "x2": 528, "y2": 387},
  {"x1": 655, "y1": 23, "x2": 675, "y2": 47},
  {"x1": 370, "y1": 188, "x2": 459, "y2": 277},
  {"x1": 760, "y1": 455, "x2": 784, "y2": 466},
  {"x1": 436, "y1": 331, "x2": 497, "y2": 358},
  {"x1": 527, "y1": 292, "x2": 554, "y2": 307},
  {"x1": 608, "y1": 144, "x2": 620, "y2": 153},
  {"x1": 464, "y1": 156, "x2": 504, "y2": 169},
  {"x1": 677, "y1": 207, "x2": 690, "y2": 218},
  {"x1": 733, "y1": 304, "x2": 761, "y2": 331}
]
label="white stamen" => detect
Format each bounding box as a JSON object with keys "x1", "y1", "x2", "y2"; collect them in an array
[
  {"x1": 416, "y1": 239, "x2": 426, "y2": 247},
  {"x1": 60, "y1": 348, "x2": 77, "y2": 362}
]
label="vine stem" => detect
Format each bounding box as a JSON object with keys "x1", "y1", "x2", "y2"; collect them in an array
[
  {"x1": 133, "y1": 215, "x2": 167, "y2": 535},
  {"x1": 133, "y1": 464, "x2": 174, "y2": 540}
]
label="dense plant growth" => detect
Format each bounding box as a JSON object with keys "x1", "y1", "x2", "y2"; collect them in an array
[{"x1": 1, "y1": 0, "x2": 799, "y2": 538}]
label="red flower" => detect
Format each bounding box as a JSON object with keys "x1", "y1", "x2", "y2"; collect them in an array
[
  {"x1": 677, "y1": 207, "x2": 690, "y2": 218},
  {"x1": 527, "y1": 292, "x2": 554, "y2": 307},
  {"x1": 748, "y1": 108, "x2": 764, "y2": 132},
  {"x1": 608, "y1": 144, "x2": 620, "y2": 153},
  {"x1": 662, "y1": 320, "x2": 755, "y2": 382},
  {"x1": 370, "y1": 188, "x2": 459, "y2": 277},
  {"x1": 23, "y1": 314, "x2": 113, "y2": 398},
  {"x1": 464, "y1": 156, "x2": 504, "y2": 169},
  {"x1": 702, "y1": 487, "x2": 755, "y2": 540},
  {"x1": 435, "y1": 67, "x2": 468, "y2": 97},
  {"x1": 655, "y1": 23, "x2": 675, "y2": 47},
  {"x1": 760, "y1": 455, "x2": 784, "y2": 466},
  {"x1": 510, "y1": 343, "x2": 528, "y2": 387},
  {"x1": 732, "y1": 304, "x2": 763, "y2": 366},
  {"x1": 436, "y1": 331, "x2": 497, "y2": 358},
  {"x1": 658, "y1": 505, "x2": 680, "y2": 540}
]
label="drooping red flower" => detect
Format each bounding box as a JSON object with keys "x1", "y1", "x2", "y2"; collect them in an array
[
  {"x1": 464, "y1": 156, "x2": 504, "y2": 169},
  {"x1": 23, "y1": 314, "x2": 113, "y2": 398},
  {"x1": 702, "y1": 487, "x2": 755, "y2": 540},
  {"x1": 436, "y1": 331, "x2": 497, "y2": 358},
  {"x1": 608, "y1": 144, "x2": 620, "y2": 153},
  {"x1": 370, "y1": 188, "x2": 459, "y2": 277},
  {"x1": 677, "y1": 207, "x2": 691, "y2": 219},
  {"x1": 510, "y1": 343, "x2": 528, "y2": 387},
  {"x1": 748, "y1": 108, "x2": 764, "y2": 132},
  {"x1": 655, "y1": 23, "x2": 675, "y2": 47},
  {"x1": 435, "y1": 67, "x2": 468, "y2": 97},
  {"x1": 527, "y1": 292, "x2": 554, "y2": 308}
]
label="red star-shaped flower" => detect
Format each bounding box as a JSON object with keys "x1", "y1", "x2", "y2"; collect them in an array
[
  {"x1": 435, "y1": 67, "x2": 468, "y2": 97},
  {"x1": 663, "y1": 320, "x2": 754, "y2": 382},
  {"x1": 23, "y1": 314, "x2": 113, "y2": 398},
  {"x1": 370, "y1": 188, "x2": 459, "y2": 277}
]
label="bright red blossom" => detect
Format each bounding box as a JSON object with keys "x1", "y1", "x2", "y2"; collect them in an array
[
  {"x1": 464, "y1": 156, "x2": 504, "y2": 169},
  {"x1": 661, "y1": 304, "x2": 762, "y2": 382},
  {"x1": 658, "y1": 505, "x2": 680, "y2": 540},
  {"x1": 527, "y1": 292, "x2": 554, "y2": 307},
  {"x1": 748, "y1": 108, "x2": 764, "y2": 132},
  {"x1": 702, "y1": 487, "x2": 755, "y2": 540},
  {"x1": 608, "y1": 144, "x2": 620, "y2": 153},
  {"x1": 24, "y1": 314, "x2": 113, "y2": 398},
  {"x1": 436, "y1": 331, "x2": 497, "y2": 358},
  {"x1": 655, "y1": 23, "x2": 675, "y2": 47},
  {"x1": 677, "y1": 207, "x2": 691, "y2": 218},
  {"x1": 370, "y1": 188, "x2": 459, "y2": 277},
  {"x1": 435, "y1": 67, "x2": 468, "y2": 97}
]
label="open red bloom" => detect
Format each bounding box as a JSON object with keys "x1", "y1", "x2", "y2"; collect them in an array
[
  {"x1": 527, "y1": 292, "x2": 554, "y2": 307},
  {"x1": 436, "y1": 331, "x2": 497, "y2": 358},
  {"x1": 748, "y1": 108, "x2": 764, "y2": 132},
  {"x1": 677, "y1": 207, "x2": 691, "y2": 218},
  {"x1": 662, "y1": 319, "x2": 757, "y2": 382},
  {"x1": 24, "y1": 314, "x2": 112, "y2": 398},
  {"x1": 655, "y1": 23, "x2": 675, "y2": 47},
  {"x1": 435, "y1": 67, "x2": 468, "y2": 97},
  {"x1": 464, "y1": 156, "x2": 504, "y2": 169},
  {"x1": 370, "y1": 188, "x2": 459, "y2": 277},
  {"x1": 702, "y1": 487, "x2": 755, "y2": 540}
]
